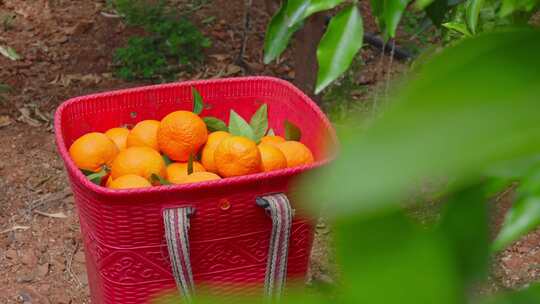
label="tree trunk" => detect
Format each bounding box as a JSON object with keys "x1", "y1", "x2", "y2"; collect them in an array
[{"x1": 292, "y1": 13, "x2": 326, "y2": 103}]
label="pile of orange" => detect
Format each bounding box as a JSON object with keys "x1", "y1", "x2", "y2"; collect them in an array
[{"x1": 68, "y1": 95, "x2": 314, "y2": 190}]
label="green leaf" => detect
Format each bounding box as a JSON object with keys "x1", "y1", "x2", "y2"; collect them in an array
[
  {"x1": 249, "y1": 104, "x2": 268, "y2": 142},
  {"x1": 301, "y1": 30, "x2": 540, "y2": 217},
  {"x1": 304, "y1": 0, "x2": 345, "y2": 21},
  {"x1": 263, "y1": 1, "x2": 304, "y2": 64},
  {"x1": 438, "y1": 185, "x2": 490, "y2": 285},
  {"x1": 192, "y1": 87, "x2": 204, "y2": 114},
  {"x1": 0, "y1": 45, "x2": 21, "y2": 61},
  {"x1": 442, "y1": 22, "x2": 472, "y2": 36},
  {"x1": 86, "y1": 170, "x2": 108, "y2": 185},
  {"x1": 500, "y1": 0, "x2": 540, "y2": 16},
  {"x1": 370, "y1": 0, "x2": 410, "y2": 40},
  {"x1": 284, "y1": 0, "x2": 311, "y2": 27},
  {"x1": 336, "y1": 211, "x2": 462, "y2": 304},
  {"x1": 414, "y1": 0, "x2": 437, "y2": 10},
  {"x1": 425, "y1": 0, "x2": 457, "y2": 26},
  {"x1": 315, "y1": 5, "x2": 364, "y2": 94},
  {"x1": 151, "y1": 173, "x2": 171, "y2": 185},
  {"x1": 203, "y1": 116, "x2": 228, "y2": 132},
  {"x1": 162, "y1": 154, "x2": 172, "y2": 166},
  {"x1": 267, "y1": 128, "x2": 276, "y2": 136},
  {"x1": 81, "y1": 169, "x2": 95, "y2": 176},
  {"x1": 229, "y1": 110, "x2": 255, "y2": 140},
  {"x1": 466, "y1": 0, "x2": 485, "y2": 34},
  {"x1": 493, "y1": 170, "x2": 540, "y2": 251},
  {"x1": 187, "y1": 153, "x2": 194, "y2": 175},
  {"x1": 284, "y1": 120, "x2": 302, "y2": 141}
]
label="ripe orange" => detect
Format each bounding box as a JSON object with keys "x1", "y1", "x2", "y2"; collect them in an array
[
  {"x1": 260, "y1": 135, "x2": 286, "y2": 146},
  {"x1": 214, "y1": 136, "x2": 262, "y2": 177},
  {"x1": 258, "y1": 143, "x2": 287, "y2": 172},
  {"x1": 166, "y1": 161, "x2": 206, "y2": 184},
  {"x1": 201, "y1": 131, "x2": 231, "y2": 173},
  {"x1": 158, "y1": 111, "x2": 208, "y2": 161},
  {"x1": 69, "y1": 132, "x2": 119, "y2": 172},
  {"x1": 276, "y1": 141, "x2": 314, "y2": 168},
  {"x1": 126, "y1": 120, "x2": 160, "y2": 151},
  {"x1": 105, "y1": 127, "x2": 130, "y2": 150},
  {"x1": 108, "y1": 174, "x2": 152, "y2": 189},
  {"x1": 110, "y1": 146, "x2": 166, "y2": 180},
  {"x1": 177, "y1": 172, "x2": 221, "y2": 185}
]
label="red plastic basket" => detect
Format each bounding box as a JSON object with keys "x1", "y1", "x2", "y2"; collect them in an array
[{"x1": 54, "y1": 77, "x2": 337, "y2": 303}]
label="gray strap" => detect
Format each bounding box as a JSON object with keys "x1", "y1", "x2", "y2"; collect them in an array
[
  {"x1": 256, "y1": 193, "x2": 294, "y2": 301},
  {"x1": 163, "y1": 207, "x2": 195, "y2": 303}
]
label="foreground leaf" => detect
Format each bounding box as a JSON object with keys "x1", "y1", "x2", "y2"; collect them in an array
[
  {"x1": 304, "y1": 0, "x2": 345, "y2": 19},
  {"x1": 336, "y1": 211, "x2": 461, "y2": 303},
  {"x1": 315, "y1": 5, "x2": 364, "y2": 93},
  {"x1": 284, "y1": 0, "x2": 311, "y2": 27},
  {"x1": 500, "y1": 0, "x2": 540, "y2": 16},
  {"x1": 203, "y1": 116, "x2": 228, "y2": 132},
  {"x1": 86, "y1": 170, "x2": 108, "y2": 185},
  {"x1": 493, "y1": 170, "x2": 540, "y2": 251},
  {"x1": 229, "y1": 110, "x2": 255, "y2": 140},
  {"x1": 302, "y1": 30, "x2": 540, "y2": 217},
  {"x1": 438, "y1": 185, "x2": 489, "y2": 285},
  {"x1": 249, "y1": 104, "x2": 268, "y2": 142},
  {"x1": 264, "y1": 1, "x2": 304, "y2": 64},
  {"x1": 192, "y1": 87, "x2": 204, "y2": 114}
]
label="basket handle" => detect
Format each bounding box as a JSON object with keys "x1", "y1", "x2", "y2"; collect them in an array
[{"x1": 162, "y1": 193, "x2": 294, "y2": 302}]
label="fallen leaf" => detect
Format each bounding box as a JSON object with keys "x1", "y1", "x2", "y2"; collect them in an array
[
  {"x1": 0, "y1": 115, "x2": 13, "y2": 128},
  {"x1": 1, "y1": 225, "x2": 30, "y2": 234},
  {"x1": 0, "y1": 45, "x2": 21, "y2": 61},
  {"x1": 34, "y1": 210, "x2": 68, "y2": 219}
]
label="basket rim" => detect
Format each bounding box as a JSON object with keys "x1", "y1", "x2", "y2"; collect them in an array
[{"x1": 54, "y1": 76, "x2": 337, "y2": 198}]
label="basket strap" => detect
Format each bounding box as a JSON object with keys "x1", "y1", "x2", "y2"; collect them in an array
[
  {"x1": 163, "y1": 207, "x2": 195, "y2": 303},
  {"x1": 256, "y1": 193, "x2": 294, "y2": 301}
]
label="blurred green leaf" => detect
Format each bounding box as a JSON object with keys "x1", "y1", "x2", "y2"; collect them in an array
[
  {"x1": 370, "y1": 0, "x2": 410, "y2": 40},
  {"x1": 192, "y1": 87, "x2": 204, "y2": 114},
  {"x1": 315, "y1": 5, "x2": 363, "y2": 94},
  {"x1": 426, "y1": 0, "x2": 460, "y2": 26},
  {"x1": 481, "y1": 283, "x2": 540, "y2": 304},
  {"x1": 443, "y1": 21, "x2": 472, "y2": 36},
  {"x1": 284, "y1": 0, "x2": 311, "y2": 27},
  {"x1": 0, "y1": 83, "x2": 11, "y2": 93},
  {"x1": 336, "y1": 211, "x2": 462, "y2": 304},
  {"x1": 229, "y1": 110, "x2": 255, "y2": 140},
  {"x1": 466, "y1": 0, "x2": 485, "y2": 34},
  {"x1": 264, "y1": 1, "x2": 303, "y2": 64},
  {"x1": 203, "y1": 116, "x2": 228, "y2": 132},
  {"x1": 249, "y1": 104, "x2": 268, "y2": 142},
  {"x1": 438, "y1": 185, "x2": 489, "y2": 285},
  {"x1": 414, "y1": 0, "x2": 437, "y2": 10},
  {"x1": 285, "y1": 120, "x2": 302, "y2": 141},
  {"x1": 493, "y1": 170, "x2": 540, "y2": 251},
  {"x1": 500, "y1": 0, "x2": 540, "y2": 16},
  {"x1": 303, "y1": 30, "x2": 540, "y2": 217}
]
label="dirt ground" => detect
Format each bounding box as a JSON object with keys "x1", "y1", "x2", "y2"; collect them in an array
[{"x1": 1, "y1": 0, "x2": 539, "y2": 303}]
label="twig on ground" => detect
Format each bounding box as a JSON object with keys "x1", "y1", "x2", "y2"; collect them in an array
[{"x1": 65, "y1": 241, "x2": 82, "y2": 288}]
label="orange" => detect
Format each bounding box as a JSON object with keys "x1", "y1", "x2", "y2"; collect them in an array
[
  {"x1": 258, "y1": 143, "x2": 287, "y2": 172},
  {"x1": 276, "y1": 141, "x2": 314, "y2": 168},
  {"x1": 201, "y1": 131, "x2": 231, "y2": 173},
  {"x1": 176, "y1": 172, "x2": 221, "y2": 185},
  {"x1": 166, "y1": 161, "x2": 206, "y2": 184},
  {"x1": 108, "y1": 174, "x2": 152, "y2": 189},
  {"x1": 126, "y1": 120, "x2": 160, "y2": 151},
  {"x1": 105, "y1": 127, "x2": 130, "y2": 150},
  {"x1": 69, "y1": 132, "x2": 119, "y2": 172},
  {"x1": 111, "y1": 146, "x2": 166, "y2": 180},
  {"x1": 260, "y1": 135, "x2": 286, "y2": 146},
  {"x1": 158, "y1": 111, "x2": 208, "y2": 161},
  {"x1": 214, "y1": 136, "x2": 262, "y2": 177}
]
